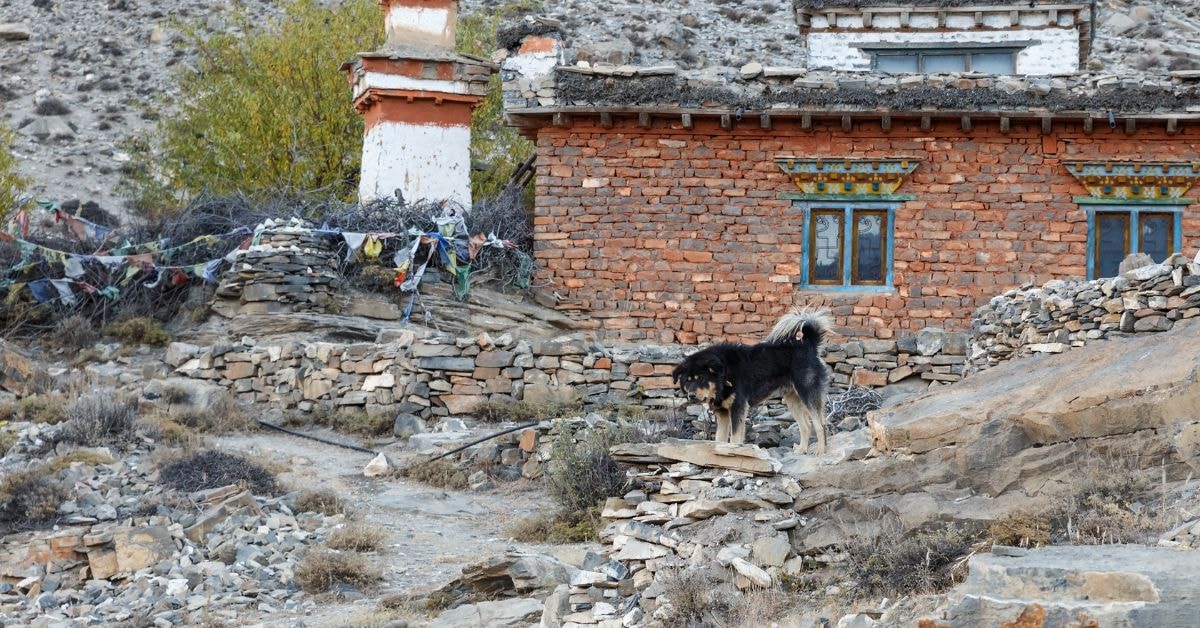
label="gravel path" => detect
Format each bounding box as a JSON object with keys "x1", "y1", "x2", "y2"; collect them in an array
[{"x1": 214, "y1": 430, "x2": 588, "y2": 627}]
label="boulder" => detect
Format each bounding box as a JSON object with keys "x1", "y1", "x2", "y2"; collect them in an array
[
  {"x1": 394, "y1": 413, "x2": 426, "y2": 438},
  {"x1": 947, "y1": 545, "x2": 1200, "y2": 626},
  {"x1": 429, "y1": 597, "x2": 544, "y2": 628},
  {"x1": 522, "y1": 383, "x2": 581, "y2": 407},
  {"x1": 871, "y1": 318, "x2": 1200, "y2": 455},
  {"x1": 363, "y1": 453, "x2": 390, "y2": 478}
]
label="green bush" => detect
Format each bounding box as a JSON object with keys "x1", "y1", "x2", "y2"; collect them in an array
[
  {"x1": 0, "y1": 123, "x2": 29, "y2": 224},
  {"x1": 121, "y1": 0, "x2": 382, "y2": 211},
  {"x1": 122, "y1": 0, "x2": 540, "y2": 211}
]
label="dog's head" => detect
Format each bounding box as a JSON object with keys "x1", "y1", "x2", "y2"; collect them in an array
[{"x1": 672, "y1": 351, "x2": 726, "y2": 404}]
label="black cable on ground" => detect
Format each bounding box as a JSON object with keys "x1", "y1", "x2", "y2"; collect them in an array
[
  {"x1": 258, "y1": 420, "x2": 379, "y2": 455},
  {"x1": 421, "y1": 421, "x2": 540, "y2": 464}
]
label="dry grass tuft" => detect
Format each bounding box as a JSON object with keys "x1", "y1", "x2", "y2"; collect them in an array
[
  {"x1": 296, "y1": 488, "x2": 349, "y2": 516},
  {"x1": 472, "y1": 398, "x2": 581, "y2": 423},
  {"x1": 327, "y1": 523, "x2": 386, "y2": 552},
  {"x1": 508, "y1": 509, "x2": 598, "y2": 544},
  {"x1": 845, "y1": 523, "x2": 977, "y2": 597},
  {"x1": 403, "y1": 459, "x2": 469, "y2": 490},
  {"x1": 988, "y1": 510, "x2": 1052, "y2": 549},
  {"x1": 103, "y1": 316, "x2": 170, "y2": 346},
  {"x1": 172, "y1": 391, "x2": 256, "y2": 434},
  {"x1": 294, "y1": 548, "x2": 381, "y2": 593},
  {"x1": 1057, "y1": 455, "x2": 1171, "y2": 545},
  {"x1": 139, "y1": 413, "x2": 207, "y2": 449},
  {"x1": 18, "y1": 393, "x2": 70, "y2": 424},
  {"x1": 47, "y1": 450, "x2": 116, "y2": 472}
]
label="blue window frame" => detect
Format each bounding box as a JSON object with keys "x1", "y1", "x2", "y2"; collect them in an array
[
  {"x1": 797, "y1": 201, "x2": 897, "y2": 291},
  {"x1": 1084, "y1": 205, "x2": 1185, "y2": 279}
]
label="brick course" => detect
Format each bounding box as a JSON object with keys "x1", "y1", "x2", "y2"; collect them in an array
[{"x1": 530, "y1": 117, "x2": 1200, "y2": 342}]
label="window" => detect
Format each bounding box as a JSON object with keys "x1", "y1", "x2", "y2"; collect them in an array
[
  {"x1": 868, "y1": 48, "x2": 1019, "y2": 74},
  {"x1": 801, "y1": 203, "x2": 895, "y2": 289},
  {"x1": 1087, "y1": 207, "x2": 1182, "y2": 279}
]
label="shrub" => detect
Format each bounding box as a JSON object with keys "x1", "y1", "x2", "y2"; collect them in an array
[
  {"x1": 61, "y1": 391, "x2": 139, "y2": 448},
  {"x1": 296, "y1": 488, "x2": 349, "y2": 516},
  {"x1": 159, "y1": 450, "x2": 280, "y2": 495},
  {"x1": 327, "y1": 523, "x2": 386, "y2": 552},
  {"x1": 50, "y1": 315, "x2": 100, "y2": 351},
  {"x1": 545, "y1": 426, "x2": 630, "y2": 519},
  {"x1": 0, "y1": 123, "x2": 28, "y2": 224},
  {"x1": 308, "y1": 406, "x2": 393, "y2": 438},
  {"x1": 294, "y1": 548, "x2": 381, "y2": 593},
  {"x1": 845, "y1": 524, "x2": 977, "y2": 597},
  {"x1": 18, "y1": 393, "x2": 69, "y2": 424},
  {"x1": 472, "y1": 398, "x2": 581, "y2": 423},
  {"x1": 103, "y1": 317, "x2": 170, "y2": 345},
  {"x1": 657, "y1": 568, "x2": 731, "y2": 628},
  {"x1": 0, "y1": 464, "x2": 69, "y2": 534}
]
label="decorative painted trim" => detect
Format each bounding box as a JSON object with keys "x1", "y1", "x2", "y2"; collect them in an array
[
  {"x1": 795, "y1": 201, "x2": 897, "y2": 291},
  {"x1": 779, "y1": 193, "x2": 917, "y2": 202},
  {"x1": 1075, "y1": 196, "x2": 1196, "y2": 206},
  {"x1": 1065, "y1": 161, "x2": 1200, "y2": 202},
  {"x1": 776, "y1": 158, "x2": 920, "y2": 197},
  {"x1": 1084, "y1": 205, "x2": 1185, "y2": 280}
]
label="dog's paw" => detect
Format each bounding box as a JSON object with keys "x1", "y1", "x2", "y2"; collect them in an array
[
  {"x1": 792, "y1": 443, "x2": 810, "y2": 454},
  {"x1": 814, "y1": 445, "x2": 828, "y2": 455}
]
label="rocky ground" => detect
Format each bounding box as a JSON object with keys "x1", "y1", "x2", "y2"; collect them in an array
[{"x1": 4, "y1": 0, "x2": 1199, "y2": 216}]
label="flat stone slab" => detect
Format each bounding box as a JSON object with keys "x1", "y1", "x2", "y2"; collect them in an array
[{"x1": 948, "y1": 545, "x2": 1200, "y2": 627}]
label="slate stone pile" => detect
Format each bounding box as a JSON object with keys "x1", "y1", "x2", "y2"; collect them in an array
[
  {"x1": 211, "y1": 219, "x2": 341, "y2": 318},
  {"x1": 970, "y1": 253, "x2": 1200, "y2": 371},
  {"x1": 0, "y1": 428, "x2": 349, "y2": 627}
]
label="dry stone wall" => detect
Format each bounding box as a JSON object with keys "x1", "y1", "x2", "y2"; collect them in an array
[
  {"x1": 971, "y1": 253, "x2": 1200, "y2": 370},
  {"x1": 166, "y1": 327, "x2": 968, "y2": 426}
]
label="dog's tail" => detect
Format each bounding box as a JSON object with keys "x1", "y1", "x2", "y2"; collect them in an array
[{"x1": 764, "y1": 307, "x2": 832, "y2": 346}]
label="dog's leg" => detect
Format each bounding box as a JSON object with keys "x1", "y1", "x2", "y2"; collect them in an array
[
  {"x1": 730, "y1": 398, "x2": 748, "y2": 445},
  {"x1": 713, "y1": 406, "x2": 731, "y2": 443},
  {"x1": 812, "y1": 394, "x2": 827, "y2": 455},
  {"x1": 783, "y1": 389, "x2": 810, "y2": 453}
]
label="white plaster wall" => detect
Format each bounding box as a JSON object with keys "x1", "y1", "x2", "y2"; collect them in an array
[
  {"x1": 359, "y1": 121, "x2": 471, "y2": 207},
  {"x1": 807, "y1": 28, "x2": 1080, "y2": 75},
  {"x1": 385, "y1": 5, "x2": 453, "y2": 48}
]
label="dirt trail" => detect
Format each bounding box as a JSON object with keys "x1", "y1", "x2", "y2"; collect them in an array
[{"x1": 215, "y1": 431, "x2": 590, "y2": 627}]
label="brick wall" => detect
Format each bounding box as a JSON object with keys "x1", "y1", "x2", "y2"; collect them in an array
[{"x1": 531, "y1": 117, "x2": 1200, "y2": 343}]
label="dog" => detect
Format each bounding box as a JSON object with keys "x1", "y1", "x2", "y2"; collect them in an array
[{"x1": 671, "y1": 308, "x2": 832, "y2": 452}]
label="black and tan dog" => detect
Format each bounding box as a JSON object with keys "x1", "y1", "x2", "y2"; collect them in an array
[{"x1": 672, "y1": 308, "x2": 832, "y2": 452}]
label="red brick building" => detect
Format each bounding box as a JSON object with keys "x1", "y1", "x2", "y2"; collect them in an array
[{"x1": 498, "y1": 2, "x2": 1200, "y2": 343}]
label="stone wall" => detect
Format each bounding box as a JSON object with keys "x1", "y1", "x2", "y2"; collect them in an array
[
  {"x1": 970, "y1": 254, "x2": 1200, "y2": 370},
  {"x1": 166, "y1": 326, "x2": 967, "y2": 424},
  {"x1": 530, "y1": 119, "x2": 1200, "y2": 343}
]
